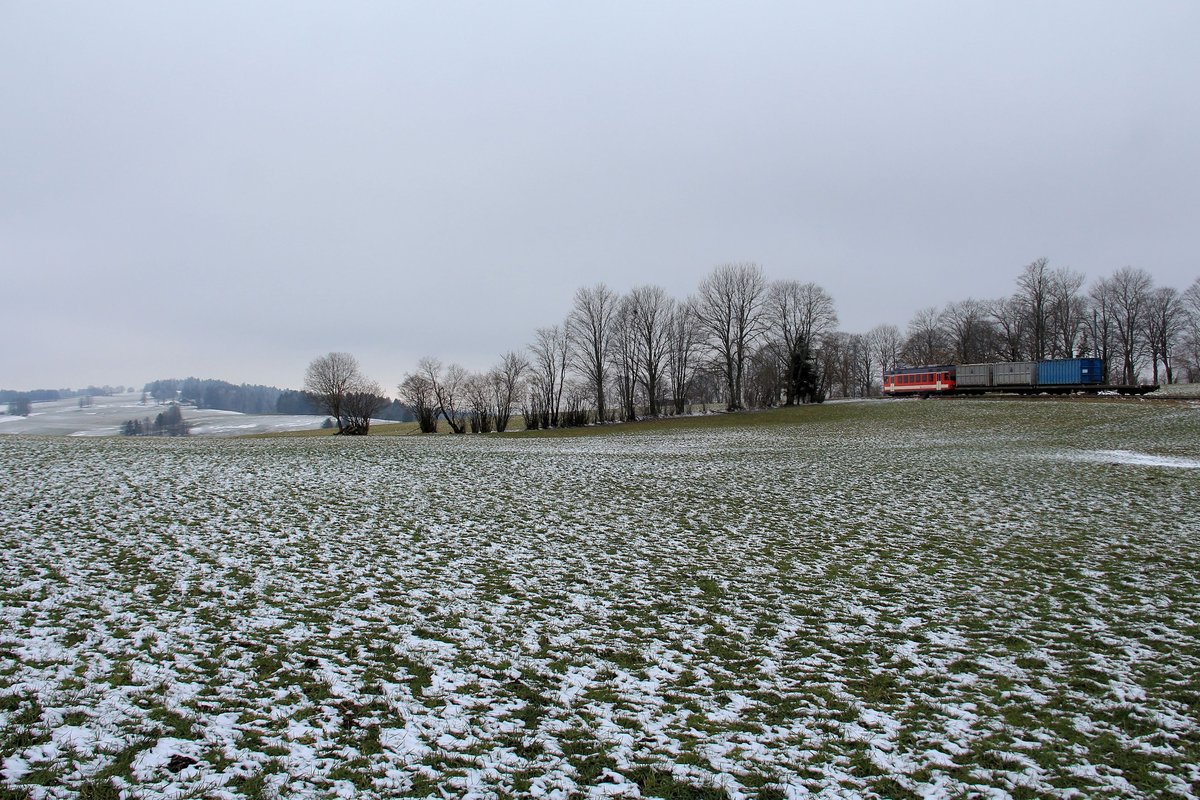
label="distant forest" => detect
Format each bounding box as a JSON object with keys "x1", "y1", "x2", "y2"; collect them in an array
[
  {"x1": 141, "y1": 378, "x2": 413, "y2": 421},
  {"x1": 0, "y1": 386, "x2": 127, "y2": 404},
  {"x1": 0, "y1": 377, "x2": 414, "y2": 422}
]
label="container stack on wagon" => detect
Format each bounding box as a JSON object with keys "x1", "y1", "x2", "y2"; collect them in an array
[
  {"x1": 955, "y1": 364, "x2": 991, "y2": 387},
  {"x1": 1036, "y1": 358, "x2": 1103, "y2": 386},
  {"x1": 992, "y1": 362, "x2": 1035, "y2": 386},
  {"x1": 882, "y1": 358, "x2": 1155, "y2": 396}
]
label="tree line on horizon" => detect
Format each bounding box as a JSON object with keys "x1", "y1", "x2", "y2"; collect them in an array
[
  {"x1": 304, "y1": 261, "x2": 1200, "y2": 435},
  {"x1": 5, "y1": 262, "x2": 1196, "y2": 429},
  {"x1": 0, "y1": 385, "x2": 130, "y2": 417},
  {"x1": 136, "y1": 377, "x2": 414, "y2": 422}
]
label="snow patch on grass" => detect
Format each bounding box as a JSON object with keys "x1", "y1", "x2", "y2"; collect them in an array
[{"x1": 1058, "y1": 449, "x2": 1200, "y2": 469}]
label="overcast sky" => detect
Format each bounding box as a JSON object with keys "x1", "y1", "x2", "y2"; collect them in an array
[{"x1": 3, "y1": 2, "x2": 1198, "y2": 391}]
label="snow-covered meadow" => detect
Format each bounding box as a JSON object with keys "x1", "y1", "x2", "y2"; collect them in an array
[{"x1": 1, "y1": 398, "x2": 1198, "y2": 799}]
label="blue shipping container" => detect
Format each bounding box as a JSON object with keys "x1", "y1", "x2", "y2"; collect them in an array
[{"x1": 1037, "y1": 358, "x2": 1104, "y2": 385}]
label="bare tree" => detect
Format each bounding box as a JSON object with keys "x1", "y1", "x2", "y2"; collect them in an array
[
  {"x1": 568, "y1": 284, "x2": 618, "y2": 425},
  {"x1": 1085, "y1": 278, "x2": 1117, "y2": 383},
  {"x1": 822, "y1": 332, "x2": 856, "y2": 399},
  {"x1": 529, "y1": 325, "x2": 569, "y2": 428},
  {"x1": 1107, "y1": 266, "x2": 1154, "y2": 384},
  {"x1": 1182, "y1": 278, "x2": 1200, "y2": 382},
  {"x1": 745, "y1": 342, "x2": 784, "y2": 407},
  {"x1": 561, "y1": 381, "x2": 592, "y2": 427},
  {"x1": 628, "y1": 284, "x2": 673, "y2": 416},
  {"x1": 1017, "y1": 257, "x2": 1052, "y2": 360},
  {"x1": 990, "y1": 295, "x2": 1027, "y2": 362},
  {"x1": 850, "y1": 333, "x2": 875, "y2": 397},
  {"x1": 1144, "y1": 286, "x2": 1184, "y2": 385},
  {"x1": 1185, "y1": 278, "x2": 1200, "y2": 320},
  {"x1": 903, "y1": 306, "x2": 948, "y2": 365},
  {"x1": 489, "y1": 351, "x2": 527, "y2": 432},
  {"x1": 695, "y1": 263, "x2": 769, "y2": 410},
  {"x1": 813, "y1": 332, "x2": 840, "y2": 401},
  {"x1": 868, "y1": 324, "x2": 903, "y2": 384},
  {"x1": 1048, "y1": 267, "x2": 1086, "y2": 358},
  {"x1": 431, "y1": 361, "x2": 469, "y2": 434},
  {"x1": 341, "y1": 381, "x2": 389, "y2": 435},
  {"x1": 767, "y1": 280, "x2": 838, "y2": 405},
  {"x1": 304, "y1": 352, "x2": 369, "y2": 435},
  {"x1": 463, "y1": 372, "x2": 493, "y2": 433},
  {"x1": 666, "y1": 298, "x2": 702, "y2": 414},
  {"x1": 940, "y1": 298, "x2": 993, "y2": 364},
  {"x1": 397, "y1": 371, "x2": 438, "y2": 433},
  {"x1": 610, "y1": 296, "x2": 641, "y2": 421}
]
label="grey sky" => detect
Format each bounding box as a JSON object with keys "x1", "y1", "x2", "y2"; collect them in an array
[{"x1": 3, "y1": 2, "x2": 1198, "y2": 390}]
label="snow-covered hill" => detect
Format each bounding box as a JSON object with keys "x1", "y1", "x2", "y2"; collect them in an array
[{"x1": 0, "y1": 393, "x2": 334, "y2": 437}]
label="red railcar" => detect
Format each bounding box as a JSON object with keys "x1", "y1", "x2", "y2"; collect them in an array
[{"x1": 882, "y1": 365, "x2": 956, "y2": 396}]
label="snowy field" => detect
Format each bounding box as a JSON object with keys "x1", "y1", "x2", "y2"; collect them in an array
[
  {"x1": 1, "y1": 398, "x2": 1199, "y2": 799},
  {"x1": 0, "y1": 394, "x2": 337, "y2": 438}
]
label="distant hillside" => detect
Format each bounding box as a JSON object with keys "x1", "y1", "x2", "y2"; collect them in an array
[
  {"x1": 0, "y1": 386, "x2": 128, "y2": 404},
  {"x1": 143, "y1": 377, "x2": 414, "y2": 421},
  {"x1": 0, "y1": 392, "x2": 338, "y2": 437}
]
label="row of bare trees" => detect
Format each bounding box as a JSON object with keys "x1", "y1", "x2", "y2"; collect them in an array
[
  {"x1": 306, "y1": 261, "x2": 1199, "y2": 434},
  {"x1": 396, "y1": 354, "x2": 527, "y2": 434},
  {"x1": 546, "y1": 264, "x2": 838, "y2": 422},
  {"x1": 393, "y1": 263, "x2": 839, "y2": 432},
  {"x1": 889, "y1": 262, "x2": 1200, "y2": 388}
]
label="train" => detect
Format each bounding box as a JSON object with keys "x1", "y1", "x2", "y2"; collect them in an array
[{"x1": 882, "y1": 358, "x2": 1157, "y2": 397}]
